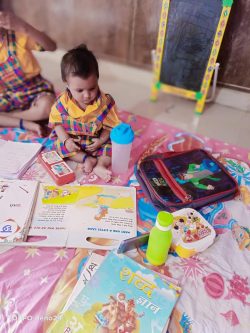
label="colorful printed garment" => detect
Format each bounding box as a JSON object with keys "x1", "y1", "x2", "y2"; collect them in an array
[
  {"x1": 49, "y1": 89, "x2": 120, "y2": 158},
  {"x1": 0, "y1": 30, "x2": 54, "y2": 112}
]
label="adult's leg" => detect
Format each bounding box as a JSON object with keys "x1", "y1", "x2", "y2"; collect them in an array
[
  {"x1": 3, "y1": 94, "x2": 55, "y2": 121},
  {"x1": 93, "y1": 155, "x2": 112, "y2": 182},
  {"x1": 0, "y1": 114, "x2": 44, "y2": 136}
]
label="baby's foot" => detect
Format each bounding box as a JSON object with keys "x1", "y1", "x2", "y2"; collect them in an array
[
  {"x1": 93, "y1": 165, "x2": 112, "y2": 182},
  {"x1": 83, "y1": 156, "x2": 97, "y2": 173}
]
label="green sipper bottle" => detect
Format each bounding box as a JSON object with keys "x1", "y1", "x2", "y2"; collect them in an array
[{"x1": 146, "y1": 211, "x2": 173, "y2": 266}]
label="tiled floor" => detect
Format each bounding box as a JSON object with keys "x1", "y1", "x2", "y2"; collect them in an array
[{"x1": 37, "y1": 50, "x2": 250, "y2": 149}]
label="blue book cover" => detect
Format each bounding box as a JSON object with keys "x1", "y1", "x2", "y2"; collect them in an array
[{"x1": 50, "y1": 251, "x2": 181, "y2": 333}]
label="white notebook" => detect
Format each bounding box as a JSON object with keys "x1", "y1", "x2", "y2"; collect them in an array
[{"x1": 0, "y1": 140, "x2": 42, "y2": 179}]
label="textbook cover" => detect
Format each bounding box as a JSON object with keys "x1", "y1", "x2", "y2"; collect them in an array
[{"x1": 49, "y1": 251, "x2": 181, "y2": 333}]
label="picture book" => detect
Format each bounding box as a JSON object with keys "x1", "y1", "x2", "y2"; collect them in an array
[
  {"x1": 62, "y1": 252, "x2": 105, "y2": 312},
  {"x1": 0, "y1": 139, "x2": 42, "y2": 179},
  {"x1": 49, "y1": 251, "x2": 181, "y2": 333},
  {"x1": 0, "y1": 180, "x2": 39, "y2": 243},
  {"x1": 14, "y1": 184, "x2": 137, "y2": 249}
]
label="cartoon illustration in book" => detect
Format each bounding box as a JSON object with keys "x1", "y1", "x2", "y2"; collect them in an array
[
  {"x1": 117, "y1": 299, "x2": 144, "y2": 333},
  {"x1": 43, "y1": 187, "x2": 60, "y2": 199},
  {"x1": 61, "y1": 189, "x2": 71, "y2": 197},
  {"x1": 175, "y1": 159, "x2": 221, "y2": 190},
  {"x1": 95, "y1": 293, "x2": 142, "y2": 333},
  {"x1": 94, "y1": 194, "x2": 116, "y2": 220},
  {"x1": 96, "y1": 295, "x2": 118, "y2": 332},
  {"x1": 42, "y1": 185, "x2": 79, "y2": 203},
  {"x1": 76, "y1": 187, "x2": 135, "y2": 221}
]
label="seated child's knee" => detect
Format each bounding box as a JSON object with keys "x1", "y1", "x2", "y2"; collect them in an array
[{"x1": 36, "y1": 94, "x2": 55, "y2": 119}]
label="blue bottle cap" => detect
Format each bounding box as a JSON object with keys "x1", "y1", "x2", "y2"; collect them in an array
[{"x1": 110, "y1": 122, "x2": 134, "y2": 144}]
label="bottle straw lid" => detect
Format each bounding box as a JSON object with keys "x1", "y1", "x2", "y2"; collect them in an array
[{"x1": 110, "y1": 122, "x2": 134, "y2": 144}]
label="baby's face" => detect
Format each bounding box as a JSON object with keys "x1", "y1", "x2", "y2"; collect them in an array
[{"x1": 67, "y1": 73, "x2": 99, "y2": 109}]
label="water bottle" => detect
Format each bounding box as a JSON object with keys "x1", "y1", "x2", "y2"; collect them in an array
[
  {"x1": 146, "y1": 211, "x2": 173, "y2": 266},
  {"x1": 110, "y1": 123, "x2": 134, "y2": 174}
]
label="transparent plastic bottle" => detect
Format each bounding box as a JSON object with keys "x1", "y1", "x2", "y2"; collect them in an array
[{"x1": 146, "y1": 211, "x2": 173, "y2": 266}]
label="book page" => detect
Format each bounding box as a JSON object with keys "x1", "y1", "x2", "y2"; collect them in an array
[
  {"x1": 0, "y1": 180, "x2": 39, "y2": 243},
  {"x1": 26, "y1": 184, "x2": 71, "y2": 247},
  {"x1": 66, "y1": 185, "x2": 137, "y2": 249}
]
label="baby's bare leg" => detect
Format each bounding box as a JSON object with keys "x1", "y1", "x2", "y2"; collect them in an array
[
  {"x1": 69, "y1": 152, "x2": 97, "y2": 174},
  {"x1": 84, "y1": 156, "x2": 97, "y2": 173},
  {"x1": 93, "y1": 156, "x2": 112, "y2": 182}
]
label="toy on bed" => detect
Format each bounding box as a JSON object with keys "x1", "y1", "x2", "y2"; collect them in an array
[
  {"x1": 39, "y1": 151, "x2": 75, "y2": 185},
  {"x1": 171, "y1": 208, "x2": 216, "y2": 258}
]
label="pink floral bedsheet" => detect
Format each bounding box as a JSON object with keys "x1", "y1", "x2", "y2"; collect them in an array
[{"x1": 0, "y1": 110, "x2": 250, "y2": 333}]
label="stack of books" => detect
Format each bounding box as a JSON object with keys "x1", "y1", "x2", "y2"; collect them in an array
[
  {"x1": 49, "y1": 251, "x2": 181, "y2": 333},
  {"x1": 0, "y1": 139, "x2": 42, "y2": 179}
]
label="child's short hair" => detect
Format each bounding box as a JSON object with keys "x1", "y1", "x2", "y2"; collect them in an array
[{"x1": 61, "y1": 44, "x2": 99, "y2": 81}]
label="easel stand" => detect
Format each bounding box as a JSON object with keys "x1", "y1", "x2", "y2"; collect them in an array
[
  {"x1": 151, "y1": 48, "x2": 220, "y2": 108},
  {"x1": 150, "y1": 0, "x2": 233, "y2": 115}
]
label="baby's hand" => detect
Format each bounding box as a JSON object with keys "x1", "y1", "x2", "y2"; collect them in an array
[
  {"x1": 0, "y1": 12, "x2": 26, "y2": 32},
  {"x1": 86, "y1": 138, "x2": 102, "y2": 152},
  {"x1": 65, "y1": 138, "x2": 80, "y2": 153}
]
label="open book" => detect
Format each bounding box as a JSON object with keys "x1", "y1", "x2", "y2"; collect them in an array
[
  {"x1": 49, "y1": 251, "x2": 181, "y2": 333},
  {"x1": 0, "y1": 180, "x2": 39, "y2": 243},
  {"x1": 0, "y1": 183, "x2": 137, "y2": 249},
  {"x1": 0, "y1": 139, "x2": 42, "y2": 179}
]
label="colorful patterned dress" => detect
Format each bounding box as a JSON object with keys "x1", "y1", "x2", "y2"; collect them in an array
[
  {"x1": 0, "y1": 30, "x2": 54, "y2": 112},
  {"x1": 49, "y1": 89, "x2": 120, "y2": 158}
]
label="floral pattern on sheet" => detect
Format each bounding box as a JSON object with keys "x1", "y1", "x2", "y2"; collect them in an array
[{"x1": 0, "y1": 111, "x2": 250, "y2": 332}]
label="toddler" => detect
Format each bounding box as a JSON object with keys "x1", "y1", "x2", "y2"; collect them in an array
[{"x1": 49, "y1": 44, "x2": 120, "y2": 182}]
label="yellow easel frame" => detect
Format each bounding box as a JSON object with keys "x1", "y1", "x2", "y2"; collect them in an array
[{"x1": 151, "y1": 0, "x2": 233, "y2": 114}]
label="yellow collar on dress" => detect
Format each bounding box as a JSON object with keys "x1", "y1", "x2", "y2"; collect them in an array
[{"x1": 66, "y1": 89, "x2": 103, "y2": 118}]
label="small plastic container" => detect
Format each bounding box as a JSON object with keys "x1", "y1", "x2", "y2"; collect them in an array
[
  {"x1": 110, "y1": 123, "x2": 134, "y2": 174},
  {"x1": 171, "y1": 208, "x2": 216, "y2": 258}
]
